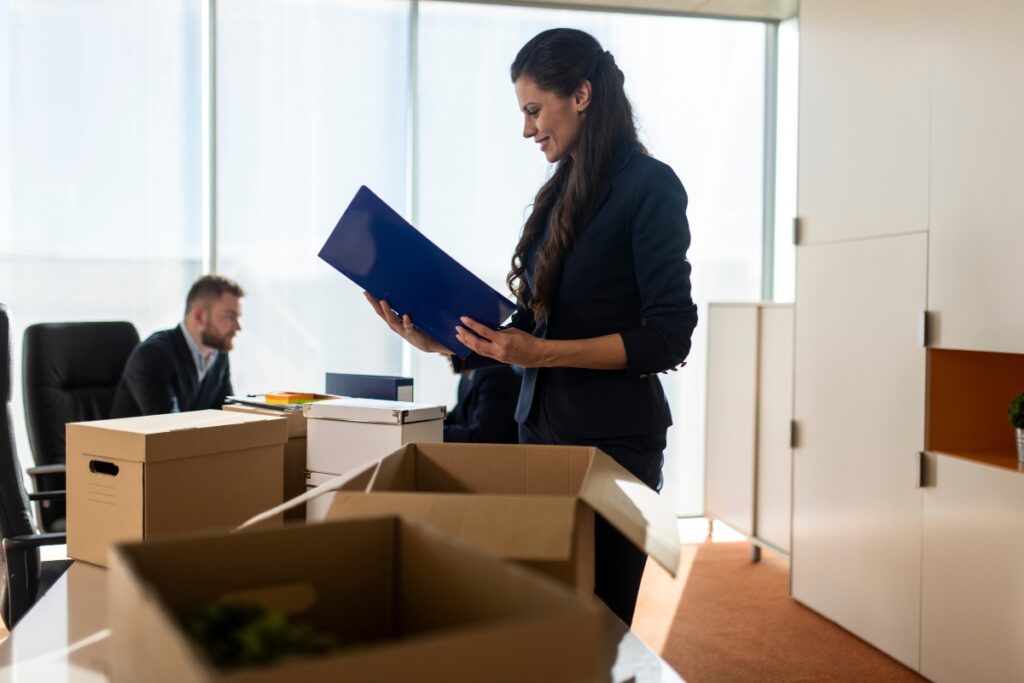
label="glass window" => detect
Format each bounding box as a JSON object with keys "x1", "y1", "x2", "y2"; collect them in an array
[
  {"x1": 216, "y1": 0, "x2": 411, "y2": 393},
  {"x1": 417, "y1": 2, "x2": 767, "y2": 514},
  {"x1": 0, "y1": 0, "x2": 202, "y2": 468}
]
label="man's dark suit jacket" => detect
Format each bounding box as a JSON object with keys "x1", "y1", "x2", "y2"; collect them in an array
[
  {"x1": 465, "y1": 143, "x2": 697, "y2": 440},
  {"x1": 443, "y1": 366, "x2": 521, "y2": 444},
  {"x1": 109, "y1": 326, "x2": 233, "y2": 418}
]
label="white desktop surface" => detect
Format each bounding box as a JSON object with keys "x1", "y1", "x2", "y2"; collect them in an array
[{"x1": 0, "y1": 562, "x2": 684, "y2": 682}]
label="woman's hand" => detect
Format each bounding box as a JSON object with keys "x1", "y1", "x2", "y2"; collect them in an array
[
  {"x1": 363, "y1": 292, "x2": 449, "y2": 354},
  {"x1": 455, "y1": 316, "x2": 550, "y2": 367}
]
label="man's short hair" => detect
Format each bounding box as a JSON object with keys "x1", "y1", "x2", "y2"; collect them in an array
[{"x1": 185, "y1": 274, "x2": 245, "y2": 316}]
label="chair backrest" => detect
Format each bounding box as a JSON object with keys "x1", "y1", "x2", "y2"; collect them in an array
[
  {"x1": 0, "y1": 304, "x2": 37, "y2": 540},
  {"x1": 22, "y1": 321, "x2": 139, "y2": 468}
]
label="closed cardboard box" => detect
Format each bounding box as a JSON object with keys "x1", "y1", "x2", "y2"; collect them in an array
[
  {"x1": 108, "y1": 516, "x2": 612, "y2": 683},
  {"x1": 67, "y1": 410, "x2": 287, "y2": 567},
  {"x1": 303, "y1": 398, "x2": 445, "y2": 478},
  {"x1": 252, "y1": 442, "x2": 681, "y2": 595},
  {"x1": 222, "y1": 403, "x2": 307, "y2": 521}
]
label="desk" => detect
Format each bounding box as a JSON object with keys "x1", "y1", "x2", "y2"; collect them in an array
[{"x1": 0, "y1": 562, "x2": 684, "y2": 682}]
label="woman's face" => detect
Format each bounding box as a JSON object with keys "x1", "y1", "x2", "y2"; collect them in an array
[{"x1": 515, "y1": 76, "x2": 591, "y2": 163}]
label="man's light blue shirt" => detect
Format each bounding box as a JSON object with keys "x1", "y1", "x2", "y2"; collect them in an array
[{"x1": 179, "y1": 322, "x2": 219, "y2": 383}]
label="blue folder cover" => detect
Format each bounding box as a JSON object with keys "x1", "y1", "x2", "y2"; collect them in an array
[{"x1": 319, "y1": 186, "x2": 517, "y2": 358}]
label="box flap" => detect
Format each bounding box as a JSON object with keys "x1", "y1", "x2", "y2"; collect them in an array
[
  {"x1": 237, "y1": 461, "x2": 378, "y2": 530},
  {"x1": 67, "y1": 410, "x2": 288, "y2": 463},
  {"x1": 303, "y1": 397, "x2": 445, "y2": 424},
  {"x1": 579, "y1": 451, "x2": 680, "y2": 576},
  {"x1": 326, "y1": 493, "x2": 578, "y2": 561}
]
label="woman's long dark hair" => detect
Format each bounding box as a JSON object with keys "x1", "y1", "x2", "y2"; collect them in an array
[{"x1": 508, "y1": 28, "x2": 646, "y2": 320}]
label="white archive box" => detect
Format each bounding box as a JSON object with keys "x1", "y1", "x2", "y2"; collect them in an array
[{"x1": 302, "y1": 397, "x2": 446, "y2": 479}]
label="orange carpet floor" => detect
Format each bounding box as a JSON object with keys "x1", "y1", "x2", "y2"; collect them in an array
[{"x1": 632, "y1": 541, "x2": 927, "y2": 683}]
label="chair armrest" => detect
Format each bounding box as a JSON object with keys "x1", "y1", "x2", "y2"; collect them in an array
[
  {"x1": 28, "y1": 490, "x2": 66, "y2": 502},
  {"x1": 3, "y1": 532, "x2": 67, "y2": 551},
  {"x1": 27, "y1": 464, "x2": 66, "y2": 477}
]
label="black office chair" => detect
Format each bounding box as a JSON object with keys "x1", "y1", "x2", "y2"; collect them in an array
[
  {"x1": 22, "y1": 321, "x2": 139, "y2": 533},
  {"x1": 0, "y1": 304, "x2": 70, "y2": 630}
]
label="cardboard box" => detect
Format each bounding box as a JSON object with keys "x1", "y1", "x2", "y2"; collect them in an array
[
  {"x1": 67, "y1": 410, "x2": 288, "y2": 567},
  {"x1": 108, "y1": 515, "x2": 613, "y2": 683},
  {"x1": 254, "y1": 443, "x2": 681, "y2": 595},
  {"x1": 223, "y1": 403, "x2": 307, "y2": 522},
  {"x1": 303, "y1": 398, "x2": 445, "y2": 478}
]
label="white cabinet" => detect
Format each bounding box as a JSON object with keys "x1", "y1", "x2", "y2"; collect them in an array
[
  {"x1": 704, "y1": 303, "x2": 793, "y2": 553},
  {"x1": 791, "y1": 234, "x2": 927, "y2": 669},
  {"x1": 797, "y1": 0, "x2": 930, "y2": 244},
  {"x1": 928, "y1": 0, "x2": 1024, "y2": 354},
  {"x1": 921, "y1": 453, "x2": 1024, "y2": 683}
]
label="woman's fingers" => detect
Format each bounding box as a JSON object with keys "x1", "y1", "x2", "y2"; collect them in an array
[
  {"x1": 363, "y1": 291, "x2": 386, "y2": 319},
  {"x1": 458, "y1": 316, "x2": 492, "y2": 340}
]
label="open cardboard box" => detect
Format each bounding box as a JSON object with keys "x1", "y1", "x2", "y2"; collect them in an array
[
  {"x1": 67, "y1": 410, "x2": 288, "y2": 567},
  {"x1": 108, "y1": 515, "x2": 613, "y2": 683},
  {"x1": 244, "y1": 442, "x2": 681, "y2": 594}
]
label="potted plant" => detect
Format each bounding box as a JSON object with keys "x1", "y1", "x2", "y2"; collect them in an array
[{"x1": 1009, "y1": 390, "x2": 1024, "y2": 463}]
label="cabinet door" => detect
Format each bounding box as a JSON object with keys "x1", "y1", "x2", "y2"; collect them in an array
[
  {"x1": 797, "y1": 0, "x2": 930, "y2": 244},
  {"x1": 928, "y1": 0, "x2": 1024, "y2": 353},
  {"x1": 704, "y1": 304, "x2": 758, "y2": 536},
  {"x1": 921, "y1": 454, "x2": 1024, "y2": 682},
  {"x1": 792, "y1": 234, "x2": 926, "y2": 669},
  {"x1": 755, "y1": 305, "x2": 793, "y2": 552}
]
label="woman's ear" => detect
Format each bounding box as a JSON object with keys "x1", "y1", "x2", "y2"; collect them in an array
[{"x1": 574, "y1": 80, "x2": 592, "y2": 113}]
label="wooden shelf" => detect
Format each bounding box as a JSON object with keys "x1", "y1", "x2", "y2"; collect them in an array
[{"x1": 927, "y1": 448, "x2": 1024, "y2": 474}]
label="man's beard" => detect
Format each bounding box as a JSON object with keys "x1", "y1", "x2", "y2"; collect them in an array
[{"x1": 201, "y1": 327, "x2": 233, "y2": 351}]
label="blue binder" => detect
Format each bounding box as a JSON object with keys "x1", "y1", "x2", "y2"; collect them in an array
[
  {"x1": 319, "y1": 186, "x2": 517, "y2": 358},
  {"x1": 325, "y1": 372, "x2": 414, "y2": 402}
]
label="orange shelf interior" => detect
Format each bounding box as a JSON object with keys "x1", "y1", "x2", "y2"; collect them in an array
[{"x1": 927, "y1": 348, "x2": 1024, "y2": 471}]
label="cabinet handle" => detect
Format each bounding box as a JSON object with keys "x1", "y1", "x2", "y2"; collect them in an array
[
  {"x1": 919, "y1": 310, "x2": 931, "y2": 348},
  {"x1": 790, "y1": 420, "x2": 799, "y2": 449},
  {"x1": 792, "y1": 216, "x2": 802, "y2": 246}
]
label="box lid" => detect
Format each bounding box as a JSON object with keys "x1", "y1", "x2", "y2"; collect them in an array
[
  {"x1": 67, "y1": 409, "x2": 288, "y2": 464},
  {"x1": 222, "y1": 403, "x2": 307, "y2": 437},
  {"x1": 302, "y1": 397, "x2": 445, "y2": 424}
]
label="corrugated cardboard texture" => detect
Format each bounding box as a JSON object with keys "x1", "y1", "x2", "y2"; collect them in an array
[
  {"x1": 521, "y1": 503, "x2": 596, "y2": 593},
  {"x1": 68, "y1": 410, "x2": 288, "y2": 463},
  {"x1": 328, "y1": 493, "x2": 577, "y2": 561},
  {"x1": 108, "y1": 517, "x2": 608, "y2": 683},
  {"x1": 68, "y1": 412, "x2": 287, "y2": 567},
  {"x1": 378, "y1": 442, "x2": 591, "y2": 495},
  {"x1": 362, "y1": 443, "x2": 679, "y2": 576},
  {"x1": 283, "y1": 438, "x2": 307, "y2": 521},
  {"x1": 580, "y1": 453, "x2": 680, "y2": 576},
  {"x1": 223, "y1": 404, "x2": 306, "y2": 520},
  {"x1": 68, "y1": 429, "x2": 144, "y2": 566},
  {"x1": 223, "y1": 403, "x2": 307, "y2": 438},
  {"x1": 144, "y1": 445, "x2": 283, "y2": 538}
]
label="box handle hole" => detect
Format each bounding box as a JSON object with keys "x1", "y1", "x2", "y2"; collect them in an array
[{"x1": 89, "y1": 460, "x2": 119, "y2": 476}]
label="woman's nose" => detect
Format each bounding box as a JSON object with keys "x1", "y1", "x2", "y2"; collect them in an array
[{"x1": 522, "y1": 117, "x2": 536, "y2": 139}]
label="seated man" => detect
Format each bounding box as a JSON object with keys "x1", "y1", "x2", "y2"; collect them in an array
[
  {"x1": 110, "y1": 275, "x2": 244, "y2": 417},
  {"x1": 443, "y1": 365, "x2": 521, "y2": 444}
]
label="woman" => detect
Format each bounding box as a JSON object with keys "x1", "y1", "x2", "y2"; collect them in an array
[{"x1": 366, "y1": 27, "x2": 697, "y2": 625}]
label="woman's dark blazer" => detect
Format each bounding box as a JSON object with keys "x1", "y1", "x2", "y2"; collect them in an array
[{"x1": 467, "y1": 144, "x2": 697, "y2": 440}]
